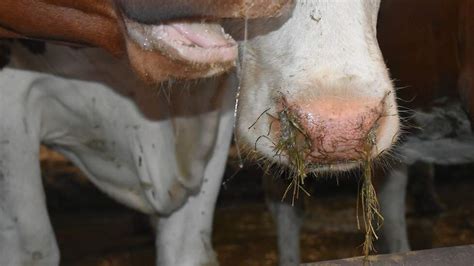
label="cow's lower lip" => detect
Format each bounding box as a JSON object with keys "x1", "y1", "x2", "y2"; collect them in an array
[
  {"x1": 123, "y1": 18, "x2": 238, "y2": 64},
  {"x1": 307, "y1": 161, "x2": 360, "y2": 173}
]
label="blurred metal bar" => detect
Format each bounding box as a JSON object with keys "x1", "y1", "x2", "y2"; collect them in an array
[{"x1": 304, "y1": 245, "x2": 474, "y2": 266}]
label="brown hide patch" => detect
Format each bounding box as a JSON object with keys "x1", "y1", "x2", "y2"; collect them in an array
[
  {"x1": 0, "y1": 27, "x2": 22, "y2": 38},
  {"x1": 0, "y1": 0, "x2": 125, "y2": 56},
  {"x1": 0, "y1": 0, "x2": 292, "y2": 83}
]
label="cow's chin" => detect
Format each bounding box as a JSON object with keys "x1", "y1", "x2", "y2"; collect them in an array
[
  {"x1": 123, "y1": 18, "x2": 238, "y2": 82},
  {"x1": 239, "y1": 142, "x2": 364, "y2": 175},
  {"x1": 250, "y1": 148, "x2": 369, "y2": 175}
]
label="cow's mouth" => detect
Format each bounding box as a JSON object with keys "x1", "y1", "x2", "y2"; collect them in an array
[
  {"x1": 119, "y1": 16, "x2": 238, "y2": 81},
  {"x1": 123, "y1": 18, "x2": 237, "y2": 65},
  {"x1": 111, "y1": 0, "x2": 293, "y2": 82}
]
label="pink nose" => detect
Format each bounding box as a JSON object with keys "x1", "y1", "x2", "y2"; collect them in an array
[{"x1": 281, "y1": 97, "x2": 383, "y2": 163}]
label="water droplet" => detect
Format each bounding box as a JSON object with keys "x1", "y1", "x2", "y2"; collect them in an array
[{"x1": 143, "y1": 37, "x2": 151, "y2": 50}]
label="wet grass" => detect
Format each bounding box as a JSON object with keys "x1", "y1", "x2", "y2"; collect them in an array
[
  {"x1": 273, "y1": 108, "x2": 313, "y2": 205},
  {"x1": 271, "y1": 106, "x2": 384, "y2": 259},
  {"x1": 357, "y1": 130, "x2": 384, "y2": 259}
]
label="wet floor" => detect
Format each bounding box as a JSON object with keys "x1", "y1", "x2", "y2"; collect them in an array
[{"x1": 39, "y1": 148, "x2": 474, "y2": 265}]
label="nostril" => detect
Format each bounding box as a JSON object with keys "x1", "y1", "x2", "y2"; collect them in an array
[
  {"x1": 275, "y1": 109, "x2": 311, "y2": 151},
  {"x1": 277, "y1": 109, "x2": 310, "y2": 149},
  {"x1": 272, "y1": 107, "x2": 313, "y2": 175}
]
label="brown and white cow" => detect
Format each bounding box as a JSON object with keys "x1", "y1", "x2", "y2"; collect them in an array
[
  {"x1": 0, "y1": 0, "x2": 292, "y2": 82},
  {"x1": 265, "y1": 1, "x2": 474, "y2": 264},
  {"x1": 220, "y1": 0, "x2": 401, "y2": 264},
  {"x1": 0, "y1": 0, "x2": 400, "y2": 265},
  {"x1": 229, "y1": 1, "x2": 399, "y2": 264},
  {"x1": 2, "y1": 43, "x2": 236, "y2": 266}
]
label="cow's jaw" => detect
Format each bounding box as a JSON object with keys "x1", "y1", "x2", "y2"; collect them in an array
[
  {"x1": 236, "y1": 0, "x2": 399, "y2": 173},
  {"x1": 111, "y1": 0, "x2": 294, "y2": 83}
]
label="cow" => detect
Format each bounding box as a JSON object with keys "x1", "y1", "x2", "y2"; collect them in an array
[
  {"x1": 228, "y1": 0, "x2": 399, "y2": 264},
  {"x1": 1, "y1": 43, "x2": 237, "y2": 266},
  {"x1": 375, "y1": 0, "x2": 474, "y2": 254},
  {"x1": 0, "y1": 0, "x2": 292, "y2": 82},
  {"x1": 376, "y1": 99, "x2": 474, "y2": 254},
  {"x1": 264, "y1": 0, "x2": 474, "y2": 264},
  {"x1": 0, "y1": 0, "x2": 400, "y2": 265}
]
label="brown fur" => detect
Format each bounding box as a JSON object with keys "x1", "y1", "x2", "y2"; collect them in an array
[
  {"x1": 0, "y1": 0, "x2": 124, "y2": 55},
  {"x1": 0, "y1": 0, "x2": 291, "y2": 82},
  {"x1": 457, "y1": 0, "x2": 474, "y2": 127},
  {"x1": 378, "y1": 0, "x2": 462, "y2": 109}
]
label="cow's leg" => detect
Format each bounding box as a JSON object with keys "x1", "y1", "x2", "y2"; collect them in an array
[
  {"x1": 410, "y1": 162, "x2": 444, "y2": 214},
  {"x1": 263, "y1": 174, "x2": 303, "y2": 266},
  {"x1": 154, "y1": 125, "x2": 232, "y2": 266},
  {"x1": 0, "y1": 194, "x2": 21, "y2": 266},
  {"x1": 154, "y1": 85, "x2": 235, "y2": 266},
  {"x1": 267, "y1": 200, "x2": 303, "y2": 266},
  {"x1": 377, "y1": 163, "x2": 410, "y2": 253},
  {"x1": 0, "y1": 130, "x2": 59, "y2": 265}
]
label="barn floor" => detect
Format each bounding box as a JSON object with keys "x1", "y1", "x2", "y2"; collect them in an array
[{"x1": 39, "y1": 148, "x2": 474, "y2": 266}]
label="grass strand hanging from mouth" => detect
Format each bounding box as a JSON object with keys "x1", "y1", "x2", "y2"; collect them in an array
[
  {"x1": 269, "y1": 99, "x2": 386, "y2": 259},
  {"x1": 357, "y1": 128, "x2": 384, "y2": 260},
  {"x1": 273, "y1": 108, "x2": 313, "y2": 205}
]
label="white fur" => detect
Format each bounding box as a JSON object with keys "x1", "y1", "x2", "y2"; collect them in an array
[
  {"x1": 0, "y1": 44, "x2": 234, "y2": 266},
  {"x1": 378, "y1": 164, "x2": 410, "y2": 253},
  {"x1": 233, "y1": 1, "x2": 401, "y2": 265},
  {"x1": 234, "y1": 0, "x2": 399, "y2": 170},
  {"x1": 267, "y1": 200, "x2": 303, "y2": 266}
]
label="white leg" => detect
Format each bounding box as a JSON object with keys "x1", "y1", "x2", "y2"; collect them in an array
[
  {"x1": 263, "y1": 173, "x2": 303, "y2": 266},
  {"x1": 0, "y1": 129, "x2": 59, "y2": 265},
  {"x1": 154, "y1": 83, "x2": 235, "y2": 266},
  {"x1": 378, "y1": 163, "x2": 410, "y2": 253},
  {"x1": 0, "y1": 193, "x2": 22, "y2": 266},
  {"x1": 267, "y1": 200, "x2": 302, "y2": 266}
]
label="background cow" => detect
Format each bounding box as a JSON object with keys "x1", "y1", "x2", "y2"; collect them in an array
[
  {"x1": 376, "y1": 0, "x2": 474, "y2": 254},
  {"x1": 265, "y1": 0, "x2": 474, "y2": 264}
]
